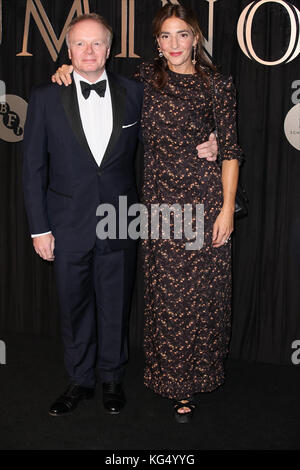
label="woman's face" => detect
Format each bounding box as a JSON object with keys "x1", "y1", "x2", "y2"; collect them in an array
[{"x1": 157, "y1": 17, "x2": 198, "y2": 73}]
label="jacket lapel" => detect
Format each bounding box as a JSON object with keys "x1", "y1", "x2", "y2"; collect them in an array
[
  {"x1": 100, "y1": 71, "x2": 127, "y2": 169},
  {"x1": 60, "y1": 72, "x2": 127, "y2": 169},
  {"x1": 60, "y1": 77, "x2": 98, "y2": 168}
]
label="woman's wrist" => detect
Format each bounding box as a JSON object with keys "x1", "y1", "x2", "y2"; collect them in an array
[{"x1": 221, "y1": 204, "x2": 235, "y2": 214}]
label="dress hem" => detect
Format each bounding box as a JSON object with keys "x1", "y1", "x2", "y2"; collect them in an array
[{"x1": 144, "y1": 376, "x2": 226, "y2": 400}]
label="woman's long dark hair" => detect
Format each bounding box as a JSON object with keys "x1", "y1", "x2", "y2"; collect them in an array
[{"x1": 152, "y1": 4, "x2": 216, "y2": 89}]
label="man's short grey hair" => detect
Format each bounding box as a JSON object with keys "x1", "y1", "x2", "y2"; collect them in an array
[{"x1": 66, "y1": 13, "x2": 113, "y2": 47}]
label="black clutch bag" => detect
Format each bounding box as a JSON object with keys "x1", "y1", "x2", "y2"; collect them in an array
[
  {"x1": 234, "y1": 183, "x2": 249, "y2": 219},
  {"x1": 211, "y1": 76, "x2": 249, "y2": 219}
]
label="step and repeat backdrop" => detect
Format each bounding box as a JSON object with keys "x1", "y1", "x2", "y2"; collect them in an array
[{"x1": 0, "y1": 0, "x2": 299, "y2": 364}]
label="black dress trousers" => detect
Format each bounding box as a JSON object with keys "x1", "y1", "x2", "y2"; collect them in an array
[{"x1": 53, "y1": 238, "x2": 137, "y2": 388}]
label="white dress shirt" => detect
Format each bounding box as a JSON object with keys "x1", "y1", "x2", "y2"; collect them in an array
[
  {"x1": 31, "y1": 69, "x2": 113, "y2": 238},
  {"x1": 73, "y1": 69, "x2": 113, "y2": 166}
]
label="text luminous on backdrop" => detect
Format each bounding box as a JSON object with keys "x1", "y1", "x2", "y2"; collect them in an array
[
  {"x1": 237, "y1": 0, "x2": 300, "y2": 65},
  {"x1": 0, "y1": 0, "x2": 297, "y2": 64}
]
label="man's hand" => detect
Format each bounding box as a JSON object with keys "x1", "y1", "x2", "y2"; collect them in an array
[
  {"x1": 51, "y1": 64, "x2": 73, "y2": 86},
  {"x1": 33, "y1": 233, "x2": 55, "y2": 261},
  {"x1": 197, "y1": 132, "x2": 218, "y2": 161}
]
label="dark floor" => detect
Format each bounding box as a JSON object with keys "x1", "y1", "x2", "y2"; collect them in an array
[{"x1": 0, "y1": 331, "x2": 300, "y2": 450}]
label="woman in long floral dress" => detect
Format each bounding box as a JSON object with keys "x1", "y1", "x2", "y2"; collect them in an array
[{"x1": 134, "y1": 4, "x2": 243, "y2": 423}]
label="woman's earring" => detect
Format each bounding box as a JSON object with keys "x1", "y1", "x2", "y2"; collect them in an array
[
  {"x1": 192, "y1": 45, "x2": 197, "y2": 65},
  {"x1": 158, "y1": 48, "x2": 164, "y2": 58}
]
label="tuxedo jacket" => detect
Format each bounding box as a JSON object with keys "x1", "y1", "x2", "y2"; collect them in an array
[{"x1": 23, "y1": 72, "x2": 143, "y2": 251}]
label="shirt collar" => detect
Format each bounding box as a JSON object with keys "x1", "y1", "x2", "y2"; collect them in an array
[{"x1": 73, "y1": 69, "x2": 108, "y2": 87}]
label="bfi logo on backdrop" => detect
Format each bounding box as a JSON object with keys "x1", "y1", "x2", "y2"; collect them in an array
[
  {"x1": 284, "y1": 81, "x2": 300, "y2": 150},
  {"x1": 0, "y1": 88, "x2": 28, "y2": 143}
]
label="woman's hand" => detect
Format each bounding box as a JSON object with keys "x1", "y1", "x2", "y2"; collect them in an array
[
  {"x1": 51, "y1": 64, "x2": 74, "y2": 86},
  {"x1": 212, "y1": 207, "x2": 234, "y2": 248}
]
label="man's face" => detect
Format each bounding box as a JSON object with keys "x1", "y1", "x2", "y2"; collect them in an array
[{"x1": 68, "y1": 19, "x2": 110, "y2": 82}]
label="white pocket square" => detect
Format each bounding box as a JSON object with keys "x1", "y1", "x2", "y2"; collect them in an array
[{"x1": 122, "y1": 121, "x2": 138, "y2": 128}]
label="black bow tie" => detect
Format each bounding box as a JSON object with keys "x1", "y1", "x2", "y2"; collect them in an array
[{"x1": 80, "y1": 80, "x2": 107, "y2": 99}]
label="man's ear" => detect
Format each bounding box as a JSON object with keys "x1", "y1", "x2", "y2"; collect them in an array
[
  {"x1": 68, "y1": 49, "x2": 72, "y2": 60},
  {"x1": 106, "y1": 48, "x2": 111, "y2": 59}
]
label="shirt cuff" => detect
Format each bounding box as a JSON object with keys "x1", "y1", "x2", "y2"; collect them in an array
[{"x1": 31, "y1": 231, "x2": 52, "y2": 238}]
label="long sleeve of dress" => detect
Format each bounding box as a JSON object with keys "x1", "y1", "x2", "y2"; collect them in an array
[{"x1": 212, "y1": 74, "x2": 244, "y2": 165}]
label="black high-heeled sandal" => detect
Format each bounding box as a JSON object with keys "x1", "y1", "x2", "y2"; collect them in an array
[{"x1": 173, "y1": 399, "x2": 196, "y2": 424}]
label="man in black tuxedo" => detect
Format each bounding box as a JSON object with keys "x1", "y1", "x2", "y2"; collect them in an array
[
  {"x1": 23, "y1": 13, "x2": 144, "y2": 416},
  {"x1": 23, "y1": 13, "x2": 218, "y2": 417}
]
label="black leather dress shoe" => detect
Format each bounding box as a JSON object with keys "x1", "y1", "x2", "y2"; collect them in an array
[
  {"x1": 102, "y1": 382, "x2": 126, "y2": 415},
  {"x1": 49, "y1": 383, "x2": 94, "y2": 416}
]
